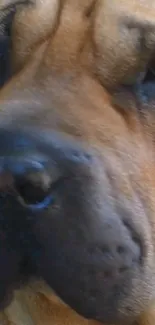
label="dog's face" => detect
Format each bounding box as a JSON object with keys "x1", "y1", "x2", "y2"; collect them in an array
[{"x1": 1, "y1": 1, "x2": 155, "y2": 324}]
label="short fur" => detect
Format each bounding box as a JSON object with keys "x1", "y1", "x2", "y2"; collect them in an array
[{"x1": 0, "y1": 1, "x2": 155, "y2": 325}]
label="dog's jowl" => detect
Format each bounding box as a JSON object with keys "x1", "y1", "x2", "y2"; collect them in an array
[{"x1": 1, "y1": 1, "x2": 155, "y2": 325}]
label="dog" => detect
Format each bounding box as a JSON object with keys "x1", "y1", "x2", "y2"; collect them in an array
[{"x1": 0, "y1": 0, "x2": 155, "y2": 324}]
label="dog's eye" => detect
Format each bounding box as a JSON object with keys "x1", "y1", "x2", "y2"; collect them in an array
[
  {"x1": 15, "y1": 168, "x2": 54, "y2": 211},
  {"x1": 14, "y1": 167, "x2": 54, "y2": 210},
  {"x1": 0, "y1": 152, "x2": 60, "y2": 211},
  {"x1": 2, "y1": 155, "x2": 56, "y2": 211}
]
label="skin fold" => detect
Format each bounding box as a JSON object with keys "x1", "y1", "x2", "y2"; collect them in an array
[{"x1": 0, "y1": 1, "x2": 155, "y2": 325}]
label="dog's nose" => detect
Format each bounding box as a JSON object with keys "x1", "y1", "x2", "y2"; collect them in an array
[{"x1": 0, "y1": 127, "x2": 149, "y2": 323}]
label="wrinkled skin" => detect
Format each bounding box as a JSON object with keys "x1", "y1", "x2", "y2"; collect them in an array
[{"x1": 0, "y1": 1, "x2": 155, "y2": 325}]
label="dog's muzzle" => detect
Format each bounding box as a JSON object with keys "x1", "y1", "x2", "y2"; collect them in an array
[{"x1": 0, "y1": 127, "x2": 153, "y2": 324}]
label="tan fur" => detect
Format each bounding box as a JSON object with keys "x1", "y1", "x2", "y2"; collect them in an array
[
  {"x1": 1, "y1": 280, "x2": 94, "y2": 325},
  {"x1": 0, "y1": 1, "x2": 155, "y2": 324}
]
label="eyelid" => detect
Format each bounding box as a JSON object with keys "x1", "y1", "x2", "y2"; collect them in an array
[{"x1": 19, "y1": 192, "x2": 54, "y2": 211}]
